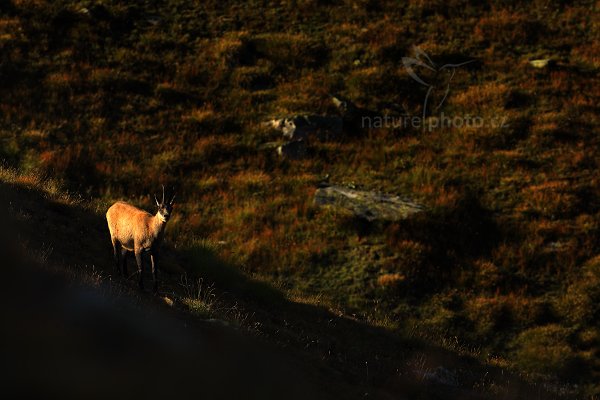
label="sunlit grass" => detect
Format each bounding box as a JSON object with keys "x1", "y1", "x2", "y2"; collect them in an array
[{"x1": 1, "y1": 0, "x2": 598, "y2": 394}]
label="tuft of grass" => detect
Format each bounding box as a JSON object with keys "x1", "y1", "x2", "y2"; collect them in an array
[{"x1": 179, "y1": 275, "x2": 218, "y2": 318}]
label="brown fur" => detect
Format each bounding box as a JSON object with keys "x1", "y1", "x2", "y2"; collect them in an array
[
  {"x1": 106, "y1": 202, "x2": 166, "y2": 252},
  {"x1": 106, "y1": 201, "x2": 169, "y2": 292}
]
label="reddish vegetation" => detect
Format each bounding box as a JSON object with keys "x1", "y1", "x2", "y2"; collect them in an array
[{"x1": 0, "y1": 0, "x2": 598, "y2": 396}]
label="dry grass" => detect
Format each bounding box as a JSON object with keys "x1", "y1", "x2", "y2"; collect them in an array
[{"x1": 1, "y1": 0, "x2": 598, "y2": 396}]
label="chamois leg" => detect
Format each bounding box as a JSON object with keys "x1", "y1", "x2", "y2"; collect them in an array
[
  {"x1": 135, "y1": 248, "x2": 144, "y2": 290},
  {"x1": 150, "y1": 253, "x2": 159, "y2": 294},
  {"x1": 112, "y1": 239, "x2": 120, "y2": 273},
  {"x1": 120, "y1": 248, "x2": 128, "y2": 277}
]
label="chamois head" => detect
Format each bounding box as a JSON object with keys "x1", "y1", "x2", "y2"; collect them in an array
[{"x1": 154, "y1": 185, "x2": 175, "y2": 222}]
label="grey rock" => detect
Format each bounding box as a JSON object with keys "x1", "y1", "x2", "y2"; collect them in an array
[
  {"x1": 330, "y1": 95, "x2": 381, "y2": 135},
  {"x1": 331, "y1": 95, "x2": 359, "y2": 116},
  {"x1": 277, "y1": 140, "x2": 307, "y2": 159},
  {"x1": 205, "y1": 318, "x2": 230, "y2": 327},
  {"x1": 314, "y1": 185, "x2": 423, "y2": 221},
  {"x1": 421, "y1": 367, "x2": 459, "y2": 387},
  {"x1": 529, "y1": 59, "x2": 553, "y2": 68},
  {"x1": 147, "y1": 17, "x2": 162, "y2": 26},
  {"x1": 257, "y1": 141, "x2": 280, "y2": 150},
  {"x1": 282, "y1": 118, "x2": 308, "y2": 141},
  {"x1": 544, "y1": 241, "x2": 568, "y2": 253},
  {"x1": 266, "y1": 115, "x2": 343, "y2": 141}
]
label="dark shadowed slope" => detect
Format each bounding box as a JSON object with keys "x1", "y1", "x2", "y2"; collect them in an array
[{"x1": 0, "y1": 170, "x2": 566, "y2": 400}]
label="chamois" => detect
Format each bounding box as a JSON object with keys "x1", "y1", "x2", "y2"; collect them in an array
[{"x1": 106, "y1": 186, "x2": 175, "y2": 293}]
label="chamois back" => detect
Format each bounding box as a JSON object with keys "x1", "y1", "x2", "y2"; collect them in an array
[
  {"x1": 106, "y1": 201, "x2": 156, "y2": 252},
  {"x1": 106, "y1": 187, "x2": 175, "y2": 292}
]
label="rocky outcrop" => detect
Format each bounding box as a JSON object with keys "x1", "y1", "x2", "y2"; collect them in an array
[
  {"x1": 277, "y1": 139, "x2": 307, "y2": 159},
  {"x1": 331, "y1": 95, "x2": 381, "y2": 135},
  {"x1": 266, "y1": 115, "x2": 343, "y2": 142},
  {"x1": 314, "y1": 185, "x2": 424, "y2": 221},
  {"x1": 267, "y1": 95, "x2": 379, "y2": 159}
]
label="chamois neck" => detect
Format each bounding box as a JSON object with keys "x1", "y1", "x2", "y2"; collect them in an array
[
  {"x1": 153, "y1": 212, "x2": 168, "y2": 234},
  {"x1": 155, "y1": 211, "x2": 167, "y2": 224}
]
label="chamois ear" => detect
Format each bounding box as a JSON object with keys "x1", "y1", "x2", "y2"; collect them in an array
[{"x1": 154, "y1": 194, "x2": 160, "y2": 207}]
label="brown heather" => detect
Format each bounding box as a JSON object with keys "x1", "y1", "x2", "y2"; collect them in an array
[{"x1": 1, "y1": 0, "x2": 599, "y2": 397}]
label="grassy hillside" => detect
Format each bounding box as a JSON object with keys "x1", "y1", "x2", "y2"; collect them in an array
[
  {"x1": 0, "y1": 167, "x2": 566, "y2": 399},
  {"x1": 1, "y1": 0, "x2": 599, "y2": 396}
]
